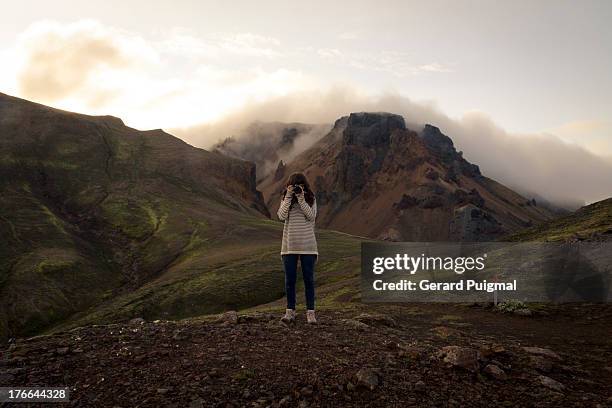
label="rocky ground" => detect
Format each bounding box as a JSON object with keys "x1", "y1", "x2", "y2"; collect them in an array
[{"x1": 1, "y1": 303, "x2": 611, "y2": 407}]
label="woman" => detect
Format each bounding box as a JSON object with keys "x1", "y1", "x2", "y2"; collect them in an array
[{"x1": 277, "y1": 172, "x2": 318, "y2": 324}]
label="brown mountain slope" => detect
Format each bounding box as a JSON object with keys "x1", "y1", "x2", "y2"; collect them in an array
[{"x1": 259, "y1": 112, "x2": 554, "y2": 241}]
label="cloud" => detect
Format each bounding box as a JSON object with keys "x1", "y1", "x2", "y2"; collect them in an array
[
  {"x1": 545, "y1": 119, "x2": 612, "y2": 158},
  {"x1": 3, "y1": 20, "x2": 312, "y2": 128},
  {"x1": 15, "y1": 20, "x2": 157, "y2": 107},
  {"x1": 173, "y1": 86, "x2": 612, "y2": 207}
]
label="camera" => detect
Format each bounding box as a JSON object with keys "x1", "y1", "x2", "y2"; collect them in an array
[{"x1": 293, "y1": 185, "x2": 303, "y2": 194}]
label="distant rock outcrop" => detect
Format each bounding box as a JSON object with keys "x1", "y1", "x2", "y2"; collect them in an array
[{"x1": 274, "y1": 160, "x2": 286, "y2": 181}]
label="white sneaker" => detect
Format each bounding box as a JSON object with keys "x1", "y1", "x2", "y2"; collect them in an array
[
  {"x1": 280, "y1": 309, "x2": 295, "y2": 323},
  {"x1": 306, "y1": 310, "x2": 317, "y2": 324}
]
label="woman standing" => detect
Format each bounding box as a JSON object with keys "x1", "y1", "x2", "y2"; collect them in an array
[{"x1": 277, "y1": 172, "x2": 318, "y2": 324}]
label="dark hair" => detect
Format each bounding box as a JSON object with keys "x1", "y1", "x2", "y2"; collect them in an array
[{"x1": 282, "y1": 172, "x2": 315, "y2": 206}]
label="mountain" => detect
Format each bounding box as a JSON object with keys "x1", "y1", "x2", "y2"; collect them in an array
[
  {"x1": 508, "y1": 197, "x2": 612, "y2": 242},
  {"x1": 212, "y1": 121, "x2": 329, "y2": 182},
  {"x1": 258, "y1": 112, "x2": 555, "y2": 241},
  {"x1": 0, "y1": 92, "x2": 268, "y2": 338}
]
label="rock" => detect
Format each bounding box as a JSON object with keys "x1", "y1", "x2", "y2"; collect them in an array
[
  {"x1": 343, "y1": 112, "x2": 406, "y2": 148},
  {"x1": 218, "y1": 311, "x2": 239, "y2": 325},
  {"x1": 522, "y1": 347, "x2": 561, "y2": 361},
  {"x1": 479, "y1": 344, "x2": 506, "y2": 359},
  {"x1": 129, "y1": 317, "x2": 145, "y2": 325},
  {"x1": 274, "y1": 160, "x2": 286, "y2": 181},
  {"x1": 450, "y1": 204, "x2": 502, "y2": 241},
  {"x1": 537, "y1": 375, "x2": 565, "y2": 392},
  {"x1": 354, "y1": 313, "x2": 397, "y2": 327},
  {"x1": 438, "y1": 346, "x2": 480, "y2": 372},
  {"x1": 157, "y1": 388, "x2": 170, "y2": 395},
  {"x1": 421, "y1": 124, "x2": 457, "y2": 162},
  {"x1": 490, "y1": 359, "x2": 510, "y2": 371},
  {"x1": 419, "y1": 195, "x2": 444, "y2": 209},
  {"x1": 414, "y1": 380, "x2": 426, "y2": 392},
  {"x1": 483, "y1": 364, "x2": 507, "y2": 380},
  {"x1": 297, "y1": 400, "x2": 309, "y2": 408},
  {"x1": 341, "y1": 319, "x2": 369, "y2": 331},
  {"x1": 529, "y1": 355, "x2": 553, "y2": 373},
  {"x1": 355, "y1": 368, "x2": 379, "y2": 390}
]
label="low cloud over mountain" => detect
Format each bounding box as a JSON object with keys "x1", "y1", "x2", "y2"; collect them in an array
[{"x1": 174, "y1": 87, "x2": 612, "y2": 207}]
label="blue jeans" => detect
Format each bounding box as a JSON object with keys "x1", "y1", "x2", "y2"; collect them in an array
[{"x1": 282, "y1": 254, "x2": 317, "y2": 310}]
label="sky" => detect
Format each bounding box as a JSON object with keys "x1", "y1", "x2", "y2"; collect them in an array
[{"x1": 0, "y1": 0, "x2": 611, "y2": 204}]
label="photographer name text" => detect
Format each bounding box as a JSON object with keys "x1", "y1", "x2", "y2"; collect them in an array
[{"x1": 372, "y1": 279, "x2": 517, "y2": 292}]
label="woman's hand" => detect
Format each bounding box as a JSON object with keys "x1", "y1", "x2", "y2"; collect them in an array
[
  {"x1": 296, "y1": 188, "x2": 305, "y2": 200},
  {"x1": 286, "y1": 185, "x2": 294, "y2": 196}
]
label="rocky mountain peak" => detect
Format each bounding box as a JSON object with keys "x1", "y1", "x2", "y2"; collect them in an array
[
  {"x1": 421, "y1": 124, "x2": 457, "y2": 161},
  {"x1": 420, "y1": 124, "x2": 481, "y2": 178},
  {"x1": 342, "y1": 112, "x2": 406, "y2": 147}
]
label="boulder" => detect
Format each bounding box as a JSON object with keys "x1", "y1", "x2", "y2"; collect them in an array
[
  {"x1": 218, "y1": 311, "x2": 239, "y2": 325},
  {"x1": 341, "y1": 319, "x2": 369, "y2": 331},
  {"x1": 483, "y1": 364, "x2": 508, "y2": 380},
  {"x1": 529, "y1": 355, "x2": 554, "y2": 373},
  {"x1": 438, "y1": 346, "x2": 480, "y2": 372}
]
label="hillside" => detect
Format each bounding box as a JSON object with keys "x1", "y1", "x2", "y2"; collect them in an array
[
  {"x1": 507, "y1": 197, "x2": 612, "y2": 242},
  {"x1": 0, "y1": 94, "x2": 362, "y2": 341},
  {"x1": 258, "y1": 112, "x2": 555, "y2": 241}
]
